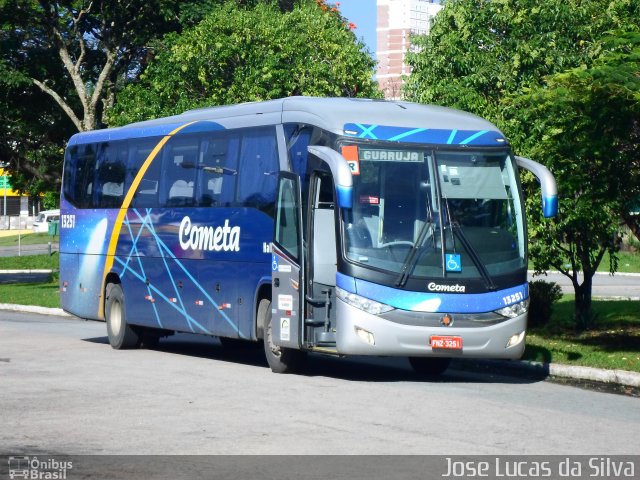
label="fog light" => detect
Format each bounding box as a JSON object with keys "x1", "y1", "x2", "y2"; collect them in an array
[
  {"x1": 506, "y1": 331, "x2": 525, "y2": 348},
  {"x1": 355, "y1": 326, "x2": 375, "y2": 345}
]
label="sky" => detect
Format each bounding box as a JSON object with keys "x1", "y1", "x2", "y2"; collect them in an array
[{"x1": 334, "y1": 0, "x2": 377, "y2": 57}]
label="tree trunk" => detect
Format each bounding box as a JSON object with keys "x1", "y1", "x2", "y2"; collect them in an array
[{"x1": 573, "y1": 274, "x2": 594, "y2": 331}]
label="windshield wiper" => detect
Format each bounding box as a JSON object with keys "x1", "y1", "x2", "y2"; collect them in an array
[
  {"x1": 395, "y1": 219, "x2": 435, "y2": 288},
  {"x1": 449, "y1": 221, "x2": 497, "y2": 291}
]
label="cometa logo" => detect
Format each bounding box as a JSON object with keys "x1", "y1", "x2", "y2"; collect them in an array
[
  {"x1": 179, "y1": 216, "x2": 240, "y2": 252},
  {"x1": 427, "y1": 282, "x2": 466, "y2": 293}
]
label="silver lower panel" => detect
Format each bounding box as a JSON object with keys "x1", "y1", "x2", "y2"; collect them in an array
[{"x1": 335, "y1": 299, "x2": 526, "y2": 359}]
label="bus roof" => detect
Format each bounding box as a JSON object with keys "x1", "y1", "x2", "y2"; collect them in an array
[{"x1": 68, "y1": 97, "x2": 507, "y2": 146}]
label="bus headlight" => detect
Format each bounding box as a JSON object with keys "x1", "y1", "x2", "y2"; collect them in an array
[
  {"x1": 336, "y1": 287, "x2": 394, "y2": 315},
  {"x1": 494, "y1": 298, "x2": 529, "y2": 318}
]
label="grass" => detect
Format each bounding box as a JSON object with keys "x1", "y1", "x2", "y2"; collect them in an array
[
  {"x1": 0, "y1": 253, "x2": 59, "y2": 270},
  {"x1": 0, "y1": 232, "x2": 58, "y2": 247},
  {"x1": 0, "y1": 280, "x2": 60, "y2": 308},
  {"x1": 523, "y1": 295, "x2": 640, "y2": 373},
  {"x1": 614, "y1": 250, "x2": 640, "y2": 273}
]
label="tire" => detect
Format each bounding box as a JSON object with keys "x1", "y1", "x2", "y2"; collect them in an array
[
  {"x1": 261, "y1": 299, "x2": 305, "y2": 373},
  {"x1": 409, "y1": 356, "x2": 451, "y2": 377},
  {"x1": 105, "y1": 283, "x2": 141, "y2": 349}
]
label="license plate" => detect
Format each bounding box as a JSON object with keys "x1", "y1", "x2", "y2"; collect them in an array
[{"x1": 430, "y1": 335, "x2": 462, "y2": 350}]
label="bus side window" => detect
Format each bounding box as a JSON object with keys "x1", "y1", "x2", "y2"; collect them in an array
[
  {"x1": 197, "y1": 132, "x2": 240, "y2": 207},
  {"x1": 63, "y1": 143, "x2": 98, "y2": 208},
  {"x1": 129, "y1": 139, "x2": 162, "y2": 209},
  {"x1": 161, "y1": 136, "x2": 199, "y2": 207},
  {"x1": 237, "y1": 127, "x2": 278, "y2": 212},
  {"x1": 96, "y1": 141, "x2": 127, "y2": 208}
]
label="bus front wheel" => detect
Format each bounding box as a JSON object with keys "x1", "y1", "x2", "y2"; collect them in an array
[
  {"x1": 105, "y1": 283, "x2": 141, "y2": 350},
  {"x1": 409, "y1": 357, "x2": 451, "y2": 377},
  {"x1": 261, "y1": 299, "x2": 304, "y2": 373}
]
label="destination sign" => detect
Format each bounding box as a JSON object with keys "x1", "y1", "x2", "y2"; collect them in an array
[{"x1": 359, "y1": 148, "x2": 424, "y2": 162}]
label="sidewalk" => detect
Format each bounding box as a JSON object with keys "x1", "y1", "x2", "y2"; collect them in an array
[{"x1": 1, "y1": 302, "x2": 639, "y2": 389}]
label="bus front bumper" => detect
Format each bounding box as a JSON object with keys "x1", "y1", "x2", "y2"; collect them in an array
[{"x1": 335, "y1": 298, "x2": 527, "y2": 359}]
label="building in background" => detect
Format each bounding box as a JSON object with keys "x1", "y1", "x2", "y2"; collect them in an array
[
  {"x1": 0, "y1": 166, "x2": 42, "y2": 229},
  {"x1": 376, "y1": 0, "x2": 444, "y2": 99}
]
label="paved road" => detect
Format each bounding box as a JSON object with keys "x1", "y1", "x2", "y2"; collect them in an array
[
  {"x1": 529, "y1": 271, "x2": 640, "y2": 298},
  {"x1": 1, "y1": 311, "x2": 638, "y2": 456},
  {"x1": 0, "y1": 243, "x2": 58, "y2": 257}
]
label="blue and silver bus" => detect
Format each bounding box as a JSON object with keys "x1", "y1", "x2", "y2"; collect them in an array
[{"x1": 60, "y1": 97, "x2": 557, "y2": 374}]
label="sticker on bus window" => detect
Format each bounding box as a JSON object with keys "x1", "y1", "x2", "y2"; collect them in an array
[
  {"x1": 445, "y1": 254, "x2": 462, "y2": 272},
  {"x1": 359, "y1": 195, "x2": 379, "y2": 205},
  {"x1": 341, "y1": 145, "x2": 360, "y2": 175}
]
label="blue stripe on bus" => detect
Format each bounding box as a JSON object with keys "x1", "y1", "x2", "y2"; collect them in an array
[
  {"x1": 343, "y1": 123, "x2": 506, "y2": 146},
  {"x1": 337, "y1": 272, "x2": 528, "y2": 314}
]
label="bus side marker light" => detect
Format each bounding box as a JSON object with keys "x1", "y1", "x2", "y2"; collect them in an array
[
  {"x1": 145, "y1": 295, "x2": 155, "y2": 303},
  {"x1": 218, "y1": 303, "x2": 231, "y2": 310},
  {"x1": 355, "y1": 326, "x2": 375, "y2": 346},
  {"x1": 506, "y1": 331, "x2": 525, "y2": 348},
  {"x1": 169, "y1": 298, "x2": 177, "y2": 303},
  {"x1": 195, "y1": 300, "x2": 204, "y2": 306}
]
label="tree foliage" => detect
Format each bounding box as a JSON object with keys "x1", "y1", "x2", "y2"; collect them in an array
[
  {"x1": 507, "y1": 31, "x2": 640, "y2": 329},
  {"x1": 107, "y1": 0, "x2": 380, "y2": 125},
  {"x1": 0, "y1": 0, "x2": 219, "y2": 193},
  {"x1": 405, "y1": 0, "x2": 640, "y2": 329}
]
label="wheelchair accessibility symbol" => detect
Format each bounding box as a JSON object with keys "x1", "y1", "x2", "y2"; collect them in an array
[
  {"x1": 446, "y1": 254, "x2": 462, "y2": 272},
  {"x1": 272, "y1": 255, "x2": 279, "y2": 271}
]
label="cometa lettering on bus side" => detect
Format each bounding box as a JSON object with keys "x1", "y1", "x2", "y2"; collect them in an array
[
  {"x1": 179, "y1": 216, "x2": 240, "y2": 252},
  {"x1": 427, "y1": 282, "x2": 466, "y2": 293}
]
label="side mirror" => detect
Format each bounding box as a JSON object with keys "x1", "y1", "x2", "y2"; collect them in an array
[
  {"x1": 307, "y1": 146, "x2": 353, "y2": 209},
  {"x1": 515, "y1": 156, "x2": 558, "y2": 218}
]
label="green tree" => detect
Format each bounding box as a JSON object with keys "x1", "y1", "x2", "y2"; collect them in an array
[
  {"x1": 107, "y1": 0, "x2": 380, "y2": 125},
  {"x1": 507, "y1": 31, "x2": 640, "y2": 329},
  {"x1": 404, "y1": 0, "x2": 639, "y2": 329},
  {"x1": 0, "y1": 0, "x2": 220, "y2": 193}
]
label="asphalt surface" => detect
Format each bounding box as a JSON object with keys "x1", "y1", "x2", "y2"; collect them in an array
[
  {"x1": 0, "y1": 242, "x2": 58, "y2": 257},
  {"x1": 1, "y1": 310, "x2": 639, "y2": 457},
  {"x1": 1, "y1": 302, "x2": 639, "y2": 391}
]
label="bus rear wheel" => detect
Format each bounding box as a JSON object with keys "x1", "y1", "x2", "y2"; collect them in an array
[
  {"x1": 105, "y1": 283, "x2": 141, "y2": 349},
  {"x1": 409, "y1": 357, "x2": 451, "y2": 377},
  {"x1": 261, "y1": 299, "x2": 304, "y2": 373}
]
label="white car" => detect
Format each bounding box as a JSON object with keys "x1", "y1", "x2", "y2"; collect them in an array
[{"x1": 32, "y1": 209, "x2": 60, "y2": 233}]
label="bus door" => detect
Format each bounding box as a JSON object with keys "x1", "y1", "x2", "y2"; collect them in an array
[
  {"x1": 305, "y1": 171, "x2": 338, "y2": 347},
  {"x1": 271, "y1": 172, "x2": 304, "y2": 350}
]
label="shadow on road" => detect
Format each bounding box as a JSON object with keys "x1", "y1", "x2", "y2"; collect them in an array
[{"x1": 83, "y1": 333, "x2": 544, "y2": 385}]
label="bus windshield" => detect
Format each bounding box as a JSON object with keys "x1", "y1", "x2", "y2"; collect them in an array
[{"x1": 342, "y1": 145, "x2": 526, "y2": 283}]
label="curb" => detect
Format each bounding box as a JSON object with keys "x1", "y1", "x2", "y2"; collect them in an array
[
  {"x1": 0, "y1": 269, "x2": 56, "y2": 274},
  {"x1": 458, "y1": 359, "x2": 640, "y2": 388},
  {"x1": 2, "y1": 303, "x2": 639, "y2": 389},
  {"x1": 0, "y1": 303, "x2": 69, "y2": 317},
  {"x1": 528, "y1": 270, "x2": 640, "y2": 278}
]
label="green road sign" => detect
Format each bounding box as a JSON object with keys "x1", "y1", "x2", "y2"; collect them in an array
[{"x1": 0, "y1": 176, "x2": 11, "y2": 189}]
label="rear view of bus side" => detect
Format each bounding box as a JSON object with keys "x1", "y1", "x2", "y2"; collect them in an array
[{"x1": 59, "y1": 97, "x2": 557, "y2": 375}]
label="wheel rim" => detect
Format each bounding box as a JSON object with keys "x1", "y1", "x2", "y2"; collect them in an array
[{"x1": 110, "y1": 299, "x2": 122, "y2": 336}]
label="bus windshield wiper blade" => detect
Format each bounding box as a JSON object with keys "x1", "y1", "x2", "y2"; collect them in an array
[
  {"x1": 395, "y1": 220, "x2": 434, "y2": 288},
  {"x1": 450, "y1": 222, "x2": 496, "y2": 291}
]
